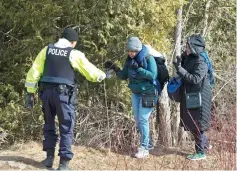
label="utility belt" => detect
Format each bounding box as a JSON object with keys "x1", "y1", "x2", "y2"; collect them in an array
[
  {"x1": 39, "y1": 82, "x2": 78, "y2": 105},
  {"x1": 39, "y1": 82, "x2": 74, "y2": 93}
]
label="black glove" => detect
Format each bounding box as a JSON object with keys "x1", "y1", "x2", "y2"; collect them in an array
[
  {"x1": 104, "y1": 61, "x2": 113, "y2": 69},
  {"x1": 104, "y1": 61, "x2": 121, "y2": 72},
  {"x1": 26, "y1": 93, "x2": 35, "y2": 109},
  {"x1": 127, "y1": 59, "x2": 139, "y2": 70},
  {"x1": 173, "y1": 56, "x2": 182, "y2": 71}
]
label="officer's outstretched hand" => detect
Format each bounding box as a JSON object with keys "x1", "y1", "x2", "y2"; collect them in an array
[
  {"x1": 105, "y1": 69, "x2": 114, "y2": 79},
  {"x1": 26, "y1": 93, "x2": 35, "y2": 109}
]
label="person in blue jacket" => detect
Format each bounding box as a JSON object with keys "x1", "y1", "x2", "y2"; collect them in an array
[{"x1": 104, "y1": 37, "x2": 158, "y2": 158}]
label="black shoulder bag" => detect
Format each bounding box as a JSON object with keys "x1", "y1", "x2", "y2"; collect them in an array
[
  {"x1": 185, "y1": 78, "x2": 205, "y2": 109},
  {"x1": 141, "y1": 89, "x2": 158, "y2": 108}
]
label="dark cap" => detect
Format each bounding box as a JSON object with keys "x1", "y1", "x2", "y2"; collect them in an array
[
  {"x1": 62, "y1": 27, "x2": 79, "y2": 41},
  {"x1": 187, "y1": 34, "x2": 205, "y2": 55},
  {"x1": 188, "y1": 34, "x2": 205, "y2": 47}
]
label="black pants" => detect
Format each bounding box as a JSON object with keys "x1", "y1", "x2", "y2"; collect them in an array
[{"x1": 39, "y1": 87, "x2": 75, "y2": 160}]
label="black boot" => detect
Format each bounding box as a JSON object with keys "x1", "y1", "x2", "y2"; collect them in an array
[
  {"x1": 57, "y1": 158, "x2": 71, "y2": 170},
  {"x1": 43, "y1": 149, "x2": 55, "y2": 168}
]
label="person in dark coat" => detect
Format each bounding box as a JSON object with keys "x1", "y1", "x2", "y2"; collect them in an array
[{"x1": 173, "y1": 34, "x2": 213, "y2": 160}]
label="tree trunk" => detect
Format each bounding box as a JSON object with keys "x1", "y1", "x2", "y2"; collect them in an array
[
  {"x1": 171, "y1": 6, "x2": 183, "y2": 146},
  {"x1": 157, "y1": 83, "x2": 172, "y2": 147}
]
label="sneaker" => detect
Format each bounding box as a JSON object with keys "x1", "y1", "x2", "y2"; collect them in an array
[
  {"x1": 135, "y1": 146, "x2": 149, "y2": 158},
  {"x1": 187, "y1": 152, "x2": 206, "y2": 160}
]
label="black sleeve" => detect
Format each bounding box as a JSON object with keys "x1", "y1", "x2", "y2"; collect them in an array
[{"x1": 177, "y1": 59, "x2": 208, "y2": 84}]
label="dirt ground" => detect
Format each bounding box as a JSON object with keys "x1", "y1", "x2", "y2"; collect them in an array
[{"x1": 0, "y1": 141, "x2": 235, "y2": 170}]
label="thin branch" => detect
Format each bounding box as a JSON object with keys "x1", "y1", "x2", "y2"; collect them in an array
[
  {"x1": 212, "y1": 78, "x2": 233, "y2": 101},
  {"x1": 0, "y1": 30, "x2": 19, "y2": 41},
  {"x1": 103, "y1": 56, "x2": 111, "y2": 153},
  {"x1": 53, "y1": 17, "x2": 61, "y2": 29},
  {"x1": 182, "y1": 0, "x2": 194, "y2": 33},
  {"x1": 213, "y1": 72, "x2": 226, "y2": 82},
  {"x1": 202, "y1": 0, "x2": 212, "y2": 37}
]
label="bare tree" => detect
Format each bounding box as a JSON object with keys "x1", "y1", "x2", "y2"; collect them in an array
[
  {"x1": 157, "y1": 76, "x2": 172, "y2": 147},
  {"x1": 202, "y1": 0, "x2": 212, "y2": 37},
  {"x1": 171, "y1": 6, "x2": 183, "y2": 146}
]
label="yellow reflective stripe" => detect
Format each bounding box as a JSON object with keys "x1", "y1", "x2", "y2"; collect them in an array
[
  {"x1": 25, "y1": 82, "x2": 37, "y2": 88},
  {"x1": 27, "y1": 87, "x2": 37, "y2": 93}
]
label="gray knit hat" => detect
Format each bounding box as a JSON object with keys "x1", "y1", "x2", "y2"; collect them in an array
[{"x1": 126, "y1": 37, "x2": 142, "y2": 51}]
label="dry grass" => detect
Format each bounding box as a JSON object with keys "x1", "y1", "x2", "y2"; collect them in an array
[
  {"x1": 0, "y1": 140, "x2": 235, "y2": 170},
  {"x1": 0, "y1": 106, "x2": 235, "y2": 170},
  {"x1": 0, "y1": 87, "x2": 235, "y2": 170}
]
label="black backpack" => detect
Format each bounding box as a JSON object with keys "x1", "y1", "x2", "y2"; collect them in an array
[
  {"x1": 155, "y1": 56, "x2": 169, "y2": 90},
  {"x1": 146, "y1": 55, "x2": 169, "y2": 91}
]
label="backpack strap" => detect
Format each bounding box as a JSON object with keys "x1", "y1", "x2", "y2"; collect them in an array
[{"x1": 145, "y1": 54, "x2": 152, "y2": 61}]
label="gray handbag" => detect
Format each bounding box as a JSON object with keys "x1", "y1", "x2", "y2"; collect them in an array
[
  {"x1": 185, "y1": 78, "x2": 204, "y2": 109},
  {"x1": 185, "y1": 91, "x2": 202, "y2": 109}
]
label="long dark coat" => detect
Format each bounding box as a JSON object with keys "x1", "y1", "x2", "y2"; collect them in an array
[{"x1": 177, "y1": 54, "x2": 212, "y2": 132}]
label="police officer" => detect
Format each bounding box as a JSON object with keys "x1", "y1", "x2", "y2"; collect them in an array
[{"x1": 25, "y1": 27, "x2": 106, "y2": 170}]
